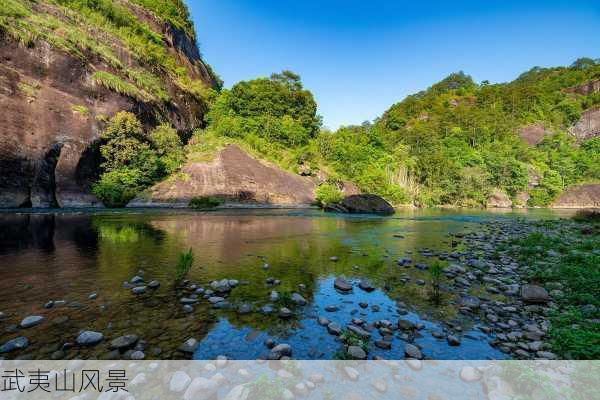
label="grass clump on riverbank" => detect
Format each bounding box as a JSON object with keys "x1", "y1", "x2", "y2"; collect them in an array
[
  {"x1": 189, "y1": 196, "x2": 222, "y2": 209},
  {"x1": 511, "y1": 219, "x2": 600, "y2": 359}
]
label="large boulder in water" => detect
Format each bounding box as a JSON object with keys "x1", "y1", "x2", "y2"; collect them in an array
[{"x1": 326, "y1": 194, "x2": 394, "y2": 215}]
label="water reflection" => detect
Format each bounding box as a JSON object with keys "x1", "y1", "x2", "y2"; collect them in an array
[{"x1": 0, "y1": 209, "x2": 571, "y2": 359}]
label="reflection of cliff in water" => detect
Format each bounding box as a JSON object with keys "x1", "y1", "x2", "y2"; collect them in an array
[{"x1": 0, "y1": 214, "x2": 56, "y2": 254}]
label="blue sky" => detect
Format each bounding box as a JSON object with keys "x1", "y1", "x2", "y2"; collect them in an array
[{"x1": 188, "y1": 1, "x2": 600, "y2": 130}]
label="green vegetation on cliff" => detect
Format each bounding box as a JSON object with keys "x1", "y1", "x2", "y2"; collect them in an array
[{"x1": 191, "y1": 60, "x2": 599, "y2": 207}]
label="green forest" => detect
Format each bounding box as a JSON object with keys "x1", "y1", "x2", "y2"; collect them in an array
[{"x1": 93, "y1": 58, "x2": 600, "y2": 208}]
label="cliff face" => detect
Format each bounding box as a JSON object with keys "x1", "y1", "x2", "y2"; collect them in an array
[
  {"x1": 552, "y1": 184, "x2": 600, "y2": 208},
  {"x1": 129, "y1": 145, "x2": 317, "y2": 207},
  {"x1": 0, "y1": 0, "x2": 217, "y2": 208}
]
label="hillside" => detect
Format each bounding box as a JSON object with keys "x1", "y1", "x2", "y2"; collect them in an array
[{"x1": 0, "y1": 0, "x2": 220, "y2": 207}]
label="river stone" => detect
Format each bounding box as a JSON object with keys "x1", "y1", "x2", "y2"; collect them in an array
[
  {"x1": 358, "y1": 280, "x2": 376, "y2": 292},
  {"x1": 521, "y1": 285, "x2": 551, "y2": 304},
  {"x1": 130, "y1": 276, "x2": 144, "y2": 284},
  {"x1": 334, "y1": 277, "x2": 352, "y2": 292},
  {"x1": 375, "y1": 340, "x2": 392, "y2": 350},
  {"x1": 148, "y1": 280, "x2": 160, "y2": 289},
  {"x1": 460, "y1": 295, "x2": 481, "y2": 309},
  {"x1": 179, "y1": 338, "x2": 199, "y2": 353},
  {"x1": 347, "y1": 345, "x2": 367, "y2": 360},
  {"x1": 291, "y1": 293, "x2": 307, "y2": 306},
  {"x1": 0, "y1": 336, "x2": 29, "y2": 353},
  {"x1": 397, "y1": 319, "x2": 415, "y2": 330},
  {"x1": 404, "y1": 344, "x2": 423, "y2": 359},
  {"x1": 76, "y1": 331, "x2": 103, "y2": 346},
  {"x1": 238, "y1": 304, "x2": 252, "y2": 315},
  {"x1": 348, "y1": 324, "x2": 371, "y2": 339},
  {"x1": 132, "y1": 286, "x2": 147, "y2": 295},
  {"x1": 180, "y1": 298, "x2": 198, "y2": 304},
  {"x1": 208, "y1": 296, "x2": 225, "y2": 304},
  {"x1": 260, "y1": 305, "x2": 274, "y2": 314},
  {"x1": 327, "y1": 322, "x2": 342, "y2": 335},
  {"x1": 325, "y1": 305, "x2": 339, "y2": 312},
  {"x1": 270, "y1": 291, "x2": 279, "y2": 302},
  {"x1": 447, "y1": 335, "x2": 461, "y2": 346},
  {"x1": 20, "y1": 315, "x2": 44, "y2": 328},
  {"x1": 129, "y1": 350, "x2": 145, "y2": 360},
  {"x1": 278, "y1": 307, "x2": 292, "y2": 319},
  {"x1": 110, "y1": 334, "x2": 139, "y2": 350},
  {"x1": 183, "y1": 305, "x2": 194, "y2": 313},
  {"x1": 318, "y1": 316, "x2": 330, "y2": 326},
  {"x1": 269, "y1": 343, "x2": 292, "y2": 360}
]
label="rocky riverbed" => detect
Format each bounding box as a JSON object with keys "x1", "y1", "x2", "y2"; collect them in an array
[{"x1": 0, "y1": 208, "x2": 594, "y2": 360}]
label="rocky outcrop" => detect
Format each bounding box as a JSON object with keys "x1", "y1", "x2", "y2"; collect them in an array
[
  {"x1": 564, "y1": 79, "x2": 600, "y2": 96},
  {"x1": 129, "y1": 145, "x2": 316, "y2": 207},
  {"x1": 325, "y1": 194, "x2": 395, "y2": 215},
  {"x1": 518, "y1": 123, "x2": 551, "y2": 146},
  {"x1": 0, "y1": 1, "x2": 216, "y2": 208},
  {"x1": 552, "y1": 184, "x2": 600, "y2": 208},
  {"x1": 569, "y1": 107, "x2": 600, "y2": 142},
  {"x1": 486, "y1": 189, "x2": 512, "y2": 208}
]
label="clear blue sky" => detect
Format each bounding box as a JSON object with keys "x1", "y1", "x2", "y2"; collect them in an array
[{"x1": 188, "y1": 0, "x2": 600, "y2": 130}]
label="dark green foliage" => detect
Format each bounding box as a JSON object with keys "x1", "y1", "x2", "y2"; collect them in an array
[
  {"x1": 188, "y1": 196, "x2": 222, "y2": 209},
  {"x1": 175, "y1": 248, "x2": 193, "y2": 282},
  {"x1": 92, "y1": 112, "x2": 184, "y2": 207},
  {"x1": 206, "y1": 70, "x2": 321, "y2": 147}
]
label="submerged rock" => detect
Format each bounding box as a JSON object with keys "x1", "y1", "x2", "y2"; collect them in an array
[
  {"x1": 358, "y1": 280, "x2": 376, "y2": 292},
  {"x1": 178, "y1": 338, "x2": 199, "y2": 353},
  {"x1": 291, "y1": 293, "x2": 307, "y2": 306},
  {"x1": 334, "y1": 277, "x2": 352, "y2": 292},
  {"x1": 269, "y1": 343, "x2": 292, "y2": 360},
  {"x1": 404, "y1": 344, "x2": 423, "y2": 359},
  {"x1": 110, "y1": 334, "x2": 139, "y2": 350},
  {"x1": 347, "y1": 345, "x2": 367, "y2": 360}
]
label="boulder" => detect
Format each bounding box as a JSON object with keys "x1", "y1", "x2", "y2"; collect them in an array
[
  {"x1": 486, "y1": 189, "x2": 512, "y2": 208},
  {"x1": 326, "y1": 194, "x2": 394, "y2": 215},
  {"x1": 521, "y1": 285, "x2": 551, "y2": 304}
]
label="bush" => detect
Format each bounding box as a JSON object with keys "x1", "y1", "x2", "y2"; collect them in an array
[
  {"x1": 149, "y1": 123, "x2": 185, "y2": 174},
  {"x1": 189, "y1": 196, "x2": 222, "y2": 209},
  {"x1": 315, "y1": 183, "x2": 344, "y2": 207},
  {"x1": 92, "y1": 169, "x2": 141, "y2": 207}
]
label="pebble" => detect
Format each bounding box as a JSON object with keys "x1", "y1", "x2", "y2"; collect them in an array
[
  {"x1": 76, "y1": 331, "x2": 103, "y2": 346},
  {"x1": 129, "y1": 350, "x2": 145, "y2": 360},
  {"x1": 238, "y1": 304, "x2": 252, "y2": 314},
  {"x1": 132, "y1": 286, "x2": 147, "y2": 295},
  {"x1": 318, "y1": 316, "x2": 330, "y2": 326},
  {"x1": 208, "y1": 296, "x2": 225, "y2": 304},
  {"x1": 334, "y1": 276, "x2": 352, "y2": 292},
  {"x1": 358, "y1": 280, "x2": 376, "y2": 292},
  {"x1": 347, "y1": 345, "x2": 367, "y2": 360},
  {"x1": 447, "y1": 335, "x2": 461, "y2": 346},
  {"x1": 0, "y1": 336, "x2": 29, "y2": 353},
  {"x1": 178, "y1": 338, "x2": 199, "y2": 353},
  {"x1": 278, "y1": 307, "x2": 292, "y2": 319},
  {"x1": 325, "y1": 305, "x2": 339, "y2": 312},
  {"x1": 269, "y1": 343, "x2": 292, "y2": 360},
  {"x1": 148, "y1": 280, "x2": 160, "y2": 289},
  {"x1": 110, "y1": 334, "x2": 139, "y2": 350},
  {"x1": 183, "y1": 305, "x2": 194, "y2": 313},
  {"x1": 327, "y1": 322, "x2": 342, "y2": 335},
  {"x1": 270, "y1": 291, "x2": 279, "y2": 301},
  {"x1": 404, "y1": 343, "x2": 423, "y2": 359},
  {"x1": 20, "y1": 315, "x2": 44, "y2": 329},
  {"x1": 88, "y1": 293, "x2": 98, "y2": 300},
  {"x1": 291, "y1": 293, "x2": 307, "y2": 306}
]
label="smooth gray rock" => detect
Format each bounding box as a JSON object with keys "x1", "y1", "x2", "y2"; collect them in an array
[
  {"x1": 404, "y1": 343, "x2": 423, "y2": 359},
  {"x1": 334, "y1": 277, "x2": 352, "y2": 292},
  {"x1": 347, "y1": 324, "x2": 371, "y2": 340},
  {"x1": 208, "y1": 297, "x2": 225, "y2": 304},
  {"x1": 110, "y1": 334, "x2": 139, "y2": 350},
  {"x1": 291, "y1": 293, "x2": 307, "y2": 306},
  {"x1": 132, "y1": 286, "x2": 147, "y2": 295},
  {"x1": 76, "y1": 331, "x2": 103, "y2": 346},
  {"x1": 521, "y1": 285, "x2": 551, "y2": 304},
  {"x1": 179, "y1": 338, "x2": 199, "y2": 353},
  {"x1": 278, "y1": 307, "x2": 292, "y2": 319},
  {"x1": 447, "y1": 335, "x2": 461, "y2": 346},
  {"x1": 327, "y1": 322, "x2": 342, "y2": 335},
  {"x1": 269, "y1": 343, "x2": 292, "y2": 360},
  {"x1": 347, "y1": 345, "x2": 367, "y2": 360},
  {"x1": 0, "y1": 337, "x2": 28, "y2": 353},
  {"x1": 148, "y1": 280, "x2": 160, "y2": 289},
  {"x1": 20, "y1": 315, "x2": 44, "y2": 328},
  {"x1": 358, "y1": 280, "x2": 376, "y2": 292}
]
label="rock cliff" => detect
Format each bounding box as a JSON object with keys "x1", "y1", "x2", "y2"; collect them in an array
[
  {"x1": 129, "y1": 145, "x2": 317, "y2": 207},
  {"x1": 0, "y1": 0, "x2": 217, "y2": 208},
  {"x1": 552, "y1": 184, "x2": 600, "y2": 208}
]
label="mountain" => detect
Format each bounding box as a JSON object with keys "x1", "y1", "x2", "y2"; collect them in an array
[{"x1": 0, "y1": 0, "x2": 220, "y2": 207}]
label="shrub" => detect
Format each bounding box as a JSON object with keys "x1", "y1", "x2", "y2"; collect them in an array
[
  {"x1": 315, "y1": 183, "x2": 344, "y2": 207},
  {"x1": 92, "y1": 168, "x2": 141, "y2": 207},
  {"x1": 189, "y1": 196, "x2": 222, "y2": 209},
  {"x1": 149, "y1": 123, "x2": 184, "y2": 174}
]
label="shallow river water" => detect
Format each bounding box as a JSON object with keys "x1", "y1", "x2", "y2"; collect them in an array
[{"x1": 0, "y1": 208, "x2": 573, "y2": 360}]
